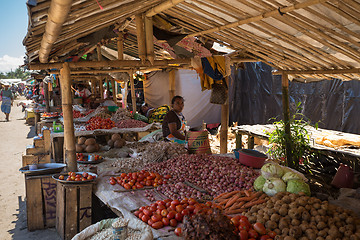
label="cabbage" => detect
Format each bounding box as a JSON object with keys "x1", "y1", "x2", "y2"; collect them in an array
[
  {"x1": 254, "y1": 176, "x2": 266, "y2": 191},
  {"x1": 282, "y1": 171, "x2": 303, "y2": 182},
  {"x1": 286, "y1": 179, "x2": 311, "y2": 196},
  {"x1": 263, "y1": 178, "x2": 286, "y2": 196},
  {"x1": 261, "y1": 163, "x2": 284, "y2": 179}
]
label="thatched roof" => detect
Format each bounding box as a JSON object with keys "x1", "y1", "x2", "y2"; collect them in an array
[{"x1": 23, "y1": 0, "x2": 360, "y2": 81}]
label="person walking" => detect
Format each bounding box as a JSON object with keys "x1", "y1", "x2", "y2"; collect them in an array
[{"x1": 1, "y1": 84, "x2": 14, "y2": 121}]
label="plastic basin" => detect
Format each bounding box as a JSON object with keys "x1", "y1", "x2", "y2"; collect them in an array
[{"x1": 237, "y1": 149, "x2": 267, "y2": 168}]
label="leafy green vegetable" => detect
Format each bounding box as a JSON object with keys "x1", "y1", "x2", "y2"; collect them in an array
[
  {"x1": 286, "y1": 179, "x2": 311, "y2": 196},
  {"x1": 261, "y1": 163, "x2": 284, "y2": 179},
  {"x1": 263, "y1": 178, "x2": 286, "y2": 196},
  {"x1": 254, "y1": 176, "x2": 266, "y2": 191},
  {"x1": 282, "y1": 171, "x2": 303, "y2": 182}
]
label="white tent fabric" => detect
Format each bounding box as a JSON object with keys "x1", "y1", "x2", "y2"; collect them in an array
[{"x1": 143, "y1": 70, "x2": 221, "y2": 128}]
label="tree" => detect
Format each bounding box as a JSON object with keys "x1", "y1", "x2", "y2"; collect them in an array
[{"x1": 0, "y1": 67, "x2": 31, "y2": 80}]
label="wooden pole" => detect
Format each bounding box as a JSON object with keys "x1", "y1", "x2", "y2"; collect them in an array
[
  {"x1": 220, "y1": 77, "x2": 229, "y2": 154},
  {"x1": 282, "y1": 74, "x2": 293, "y2": 168},
  {"x1": 96, "y1": 45, "x2": 102, "y2": 61},
  {"x1": 124, "y1": 79, "x2": 128, "y2": 109},
  {"x1": 117, "y1": 34, "x2": 124, "y2": 60},
  {"x1": 129, "y1": 70, "x2": 137, "y2": 113},
  {"x1": 273, "y1": 68, "x2": 360, "y2": 75},
  {"x1": 169, "y1": 69, "x2": 176, "y2": 103},
  {"x1": 44, "y1": 82, "x2": 50, "y2": 112},
  {"x1": 135, "y1": 14, "x2": 146, "y2": 63},
  {"x1": 146, "y1": 0, "x2": 185, "y2": 17},
  {"x1": 111, "y1": 78, "x2": 117, "y2": 103},
  {"x1": 106, "y1": 77, "x2": 110, "y2": 94},
  {"x1": 90, "y1": 79, "x2": 96, "y2": 95},
  {"x1": 99, "y1": 78, "x2": 104, "y2": 99},
  {"x1": 60, "y1": 62, "x2": 77, "y2": 172},
  {"x1": 145, "y1": 16, "x2": 155, "y2": 64}
]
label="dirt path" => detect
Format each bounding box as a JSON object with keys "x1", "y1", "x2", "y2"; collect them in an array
[{"x1": 0, "y1": 97, "x2": 60, "y2": 239}]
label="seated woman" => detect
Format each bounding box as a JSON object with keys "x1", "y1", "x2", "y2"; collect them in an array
[
  {"x1": 140, "y1": 103, "x2": 154, "y2": 118},
  {"x1": 162, "y1": 96, "x2": 186, "y2": 143}
]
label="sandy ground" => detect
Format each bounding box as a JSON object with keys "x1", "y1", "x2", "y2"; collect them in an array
[{"x1": 0, "y1": 97, "x2": 61, "y2": 240}]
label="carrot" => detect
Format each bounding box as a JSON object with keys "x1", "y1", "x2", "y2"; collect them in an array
[
  {"x1": 235, "y1": 196, "x2": 253, "y2": 202},
  {"x1": 258, "y1": 193, "x2": 267, "y2": 200},
  {"x1": 228, "y1": 201, "x2": 245, "y2": 211},
  {"x1": 216, "y1": 191, "x2": 239, "y2": 201},
  {"x1": 248, "y1": 191, "x2": 262, "y2": 201},
  {"x1": 214, "y1": 191, "x2": 233, "y2": 200},
  {"x1": 219, "y1": 198, "x2": 230, "y2": 206},
  {"x1": 244, "y1": 190, "x2": 251, "y2": 197},
  {"x1": 224, "y1": 194, "x2": 240, "y2": 209},
  {"x1": 243, "y1": 199, "x2": 267, "y2": 208},
  {"x1": 225, "y1": 208, "x2": 246, "y2": 215}
]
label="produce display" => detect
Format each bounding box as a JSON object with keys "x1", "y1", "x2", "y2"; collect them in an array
[
  {"x1": 243, "y1": 192, "x2": 360, "y2": 239},
  {"x1": 86, "y1": 117, "x2": 115, "y2": 130},
  {"x1": 76, "y1": 153, "x2": 102, "y2": 162},
  {"x1": 213, "y1": 190, "x2": 269, "y2": 215},
  {"x1": 157, "y1": 182, "x2": 208, "y2": 201},
  {"x1": 76, "y1": 137, "x2": 100, "y2": 153},
  {"x1": 111, "y1": 108, "x2": 132, "y2": 122},
  {"x1": 109, "y1": 171, "x2": 170, "y2": 190},
  {"x1": 58, "y1": 171, "x2": 96, "y2": 181},
  {"x1": 72, "y1": 110, "x2": 85, "y2": 118},
  {"x1": 134, "y1": 198, "x2": 221, "y2": 231},
  {"x1": 115, "y1": 119, "x2": 148, "y2": 128},
  {"x1": 254, "y1": 163, "x2": 310, "y2": 196},
  {"x1": 41, "y1": 112, "x2": 59, "y2": 118},
  {"x1": 145, "y1": 154, "x2": 260, "y2": 197},
  {"x1": 107, "y1": 133, "x2": 126, "y2": 148}
]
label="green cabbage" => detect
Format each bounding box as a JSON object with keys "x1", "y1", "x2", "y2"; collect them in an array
[
  {"x1": 286, "y1": 179, "x2": 311, "y2": 196},
  {"x1": 254, "y1": 176, "x2": 266, "y2": 191},
  {"x1": 261, "y1": 163, "x2": 284, "y2": 179},
  {"x1": 263, "y1": 178, "x2": 286, "y2": 196},
  {"x1": 282, "y1": 171, "x2": 303, "y2": 182}
]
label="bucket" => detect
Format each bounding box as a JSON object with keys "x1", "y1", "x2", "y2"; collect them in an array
[
  {"x1": 331, "y1": 163, "x2": 354, "y2": 188},
  {"x1": 187, "y1": 130, "x2": 211, "y2": 154}
]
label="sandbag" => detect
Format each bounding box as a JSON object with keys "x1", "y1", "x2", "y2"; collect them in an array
[{"x1": 187, "y1": 130, "x2": 211, "y2": 154}]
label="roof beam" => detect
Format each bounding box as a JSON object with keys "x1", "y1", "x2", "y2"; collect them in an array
[
  {"x1": 273, "y1": 68, "x2": 360, "y2": 75},
  {"x1": 39, "y1": 0, "x2": 73, "y2": 63},
  {"x1": 188, "y1": 0, "x2": 328, "y2": 37},
  {"x1": 146, "y1": 0, "x2": 185, "y2": 17}
]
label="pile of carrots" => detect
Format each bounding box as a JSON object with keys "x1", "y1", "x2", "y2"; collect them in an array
[{"x1": 213, "y1": 190, "x2": 268, "y2": 215}]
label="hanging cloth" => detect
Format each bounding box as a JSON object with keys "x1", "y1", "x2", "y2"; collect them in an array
[{"x1": 199, "y1": 56, "x2": 227, "y2": 91}]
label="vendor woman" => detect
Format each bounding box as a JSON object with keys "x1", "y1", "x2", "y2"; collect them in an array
[
  {"x1": 162, "y1": 96, "x2": 186, "y2": 143},
  {"x1": 75, "y1": 84, "x2": 92, "y2": 106}
]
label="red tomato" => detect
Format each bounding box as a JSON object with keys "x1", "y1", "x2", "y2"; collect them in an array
[
  {"x1": 147, "y1": 219, "x2": 154, "y2": 226},
  {"x1": 59, "y1": 175, "x2": 65, "y2": 180},
  {"x1": 174, "y1": 227, "x2": 182, "y2": 236},
  {"x1": 169, "y1": 204, "x2": 177, "y2": 211},
  {"x1": 186, "y1": 205, "x2": 195, "y2": 213},
  {"x1": 231, "y1": 217, "x2": 240, "y2": 227},
  {"x1": 151, "y1": 214, "x2": 162, "y2": 222},
  {"x1": 150, "y1": 206, "x2": 157, "y2": 212},
  {"x1": 151, "y1": 221, "x2": 164, "y2": 229},
  {"x1": 109, "y1": 178, "x2": 116, "y2": 185},
  {"x1": 181, "y1": 209, "x2": 190, "y2": 216},
  {"x1": 139, "y1": 206, "x2": 145, "y2": 212},
  {"x1": 134, "y1": 210, "x2": 140, "y2": 217},
  {"x1": 248, "y1": 229, "x2": 259, "y2": 239},
  {"x1": 82, "y1": 172, "x2": 89, "y2": 178},
  {"x1": 162, "y1": 217, "x2": 170, "y2": 226},
  {"x1": 167, "y1": 211, "x2": 176, "y2": 220},
  {"x1": 138, "y1": 212, "x2": 144, "y2": 219},
  {"x1": 254, "y1": 222, "x2": 267, "y2": 235},
  {"x1": 239, "y1": 223, "x2": 250, "y2": 232},
  {"x1": 141, "y1": 215, "x2": 150, "y2": 223},
  {"x1": 171, "y1": 200, "x2": 180, "y2": 206},
  {"x1": 239, "y1": 230, "x2": 248, "y2": 240},
  {"x1": 175, "y1": 205, "x2": 184, "y2": 213},
  {"x1": 268, "y1": 231, "x2": 276, "y2": 238},
  {"x1": 260, "y1": 235, "x2": 270, "y2": 240},
  {"x1": 157, "y1": 204, "x2": 166, "y2": 210},
  {"x1": 175, "y1": 213, "x2": 183, "y2": 222},
  {"x1": 169, "y1": 219, "x2": 178, "y2": 227},
  {"x1": 188, "y1": 198, "x2": 197, "y2": 205},
  {"x1": 124, "y1": 183, "x2": 131, "y2": 189},
  {"x1": 161, "y1": 209, "x2": 168, "y2": 217},
  {"x1": 143, "y1": 209, "x2": 151, "y2": 216}
]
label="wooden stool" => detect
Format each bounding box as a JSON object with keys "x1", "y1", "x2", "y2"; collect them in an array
[
  {"x1": 25, "y1": 174, "x2": 57, "y2": 231},
  {"x1": 56, "y1": 182, "x2": 93, "y2": 240}
]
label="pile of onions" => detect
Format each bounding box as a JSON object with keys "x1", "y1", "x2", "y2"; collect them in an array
[
  {"x1": 145, "y1": 154, "x2": 259, "y2": 197},
  {"x1": 157, "y1": 182, "x2": 205, "y2": 200},
  {"x1": 115, "y1": 119, "x2": 148, "y2": 128}
]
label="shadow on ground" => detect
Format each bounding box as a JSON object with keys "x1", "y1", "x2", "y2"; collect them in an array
[
  {"x1": 7, "y1": 196, "x2": 61, "y2": 240},
  {"x1": 27, "y1": 126, "x2": 36, "y2": 139}
]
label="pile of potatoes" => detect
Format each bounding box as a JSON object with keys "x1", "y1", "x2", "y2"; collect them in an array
[
  {"x1": 107, "y1": 133, "x2": 126, "y2": 148},
  {"x1": 76, "y1": 137, "x2": 100, "y2": 153}
]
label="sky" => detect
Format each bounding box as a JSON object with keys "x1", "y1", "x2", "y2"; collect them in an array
[{"x1": 0, "y1": 1, "x2": 28, "y2": 73}]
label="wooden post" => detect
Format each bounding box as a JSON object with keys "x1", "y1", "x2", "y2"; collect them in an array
[
  {"x1": 145, "y1": 16, "x2": 155, "y2": 64},
  {"x1": 220, "y1": 77, "x2": 229, "y2": 154},
  {"x1": 124, "y1": 80, "x2": 128, "y2": 109},
  {"x1": 60, "y1": 62, "x2": 77, "y2": 172},
  {"x1": 96, "y1": 45, "x2": 102, "y2": 61},
  {"x1": 111, "y1": 79, "x2": 117, "y2": 103},
  {"x1": 282, "y1": 74, "x2": 293, "y2": 168},
  {"x1": 106, "y1": 77, "x2": 110, "y2": 94},
  {"x1": 235, "y1": 131, "x2": 242, "y2": 149},
  {"x1": 129, "y1": 70, "x2": 137, "y2": 113},
  {"x1": 248, "y1": 136, "x2": 255, "y2": 149},
  {"x1": 44, "y1": 83, "x2": 50, "y2": 112},
  {"x1": 99, "y1": 78, "x2": 104, "y2": 99},
  {"x1": 90, "y1": 79, "x2": 95, "y2": 95},
  {"x1": 117, "y1": 35, "x2": 124, "y2": 60},
  {"x1": 169, "y1": 69, "x2": 176, "y2": 102},
  {"x1": 135, "y1": 14, "x2": 146, "y2": 63}
]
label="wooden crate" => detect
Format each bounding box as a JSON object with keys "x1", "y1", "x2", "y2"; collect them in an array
[
  {"x1": 34, "y1": 139, "x2": 45, "y2": 148},
  {"x1": 25, "y1": 175, "x2": 57, "y2": 231},
  {"x1": 56, "y1": 182, "x2": 93, "y2": 240},
  {"x1": 22, "y1": 154, "x2": 51, "y2": 167}
]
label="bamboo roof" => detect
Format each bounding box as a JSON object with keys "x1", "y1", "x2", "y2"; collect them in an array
[{"x1": 23, "y1": 0, "x2": 360, "y2": 81}]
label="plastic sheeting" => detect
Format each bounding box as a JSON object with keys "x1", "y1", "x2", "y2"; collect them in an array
[
  {"x1": 229, "y1": 62, "x2": 360, "y2": 134},
  {"x1": 144, "y1": 70, "x2": 221, "y2": 128}
]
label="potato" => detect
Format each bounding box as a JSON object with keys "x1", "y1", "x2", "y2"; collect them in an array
[
  {"x1": 284, "y1": 237, "x2": 295, "y2": 240},
  {"x1": 85, "y1": 138, "x2": 96, "y2": 146},
  {"x1": 85, "y1": 144, "x2": 96, "y2": 153},
  {"x1": 111, "y1": 133, "x2": 121, "y2": 142},
  {"x1": 289, "y1": 226, "x2": 302, "y2": 238},
  {"x1": 114, "y1": 138, "x2": 126, "y2": 148},
  {"x1": 317, "y1": 221, "x2": 327, "y2": 230},
  {"x1": 107, "y1": 139, "x2": 114, "y2": 147},
  {"x1": 271, "y1": 213, "x2": 281, "y2": 222},
  {"x1": 291, "y1": 219, "x2": 300, "y2": 226},
  {"x1": 75, "y1": 144, "x2": 83, "y2": 152},
  {"x1": 78, "y1": 137, "x2": 87, "y2": 145}
]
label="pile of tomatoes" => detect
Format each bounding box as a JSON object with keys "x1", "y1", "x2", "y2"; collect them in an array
[
  {"x1": 109, "y1": 171, "x2": 171, "y2": 190},
  {"x1": 42, "y1": 112, "x2": 59, "y2": 118},
  {"x1": 230, "y1": 215, "x2": 276, "y2": 240},
  {"x1": 58, "y1": 172, "x2": 96, "y2": 181},
  {"x1": 86, "y1": 117, "x2": 115, "y2": 130},
  {"x1": 134, "y1": 198, "x2": 220, "y2": 233},
  {"x1": 72, "y1": 110, "x2": 85, "y2": 118},
  {"x1": 76, "y1": 153, "x2": 102, "y2": 161}
]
